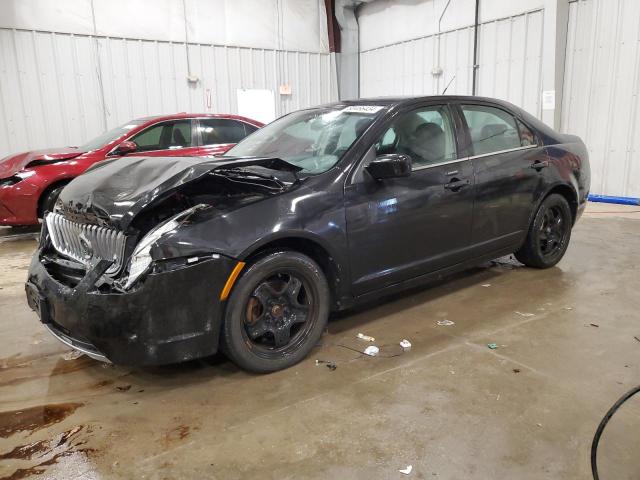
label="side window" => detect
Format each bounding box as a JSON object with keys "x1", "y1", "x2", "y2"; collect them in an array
[
  {"x1": 199, "y1": 119, "x2": 248, "y2": 145},
  {"x1": 517, "y1": 119, "x2": 537, "y2": 147},
  {"x1": 169, "y1": 121, "x2": 192, "y2": 148},
  {"x1": 131, "y1": 124, "x2": 163, "y2": 152},
  {"x1": 375, "y1": 105, "x2": 457, "y2": 169},
  {"x1": 244, "y1": 123, "x2": 259, "y2": 135},
  {"x1": 131, "y1": 120, "x2": 193, "y2": 152},
  {"x1": 461, "y1": 105, "x2": 521, "y2": 155}
]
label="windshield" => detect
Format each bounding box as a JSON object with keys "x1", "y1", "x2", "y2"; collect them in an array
[
  {"x1": 79, "y1": 120, "x2": 146, "y2": 151},
  {"x1": 224, "y1": 106, "x2": 383, "y2": 174}
]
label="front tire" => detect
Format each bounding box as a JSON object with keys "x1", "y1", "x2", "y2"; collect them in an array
[
  {"x1": 515, "y1": 193, "x2": 573, "y2": 268},
  {"x1": 221, "y1": 251, "x2": 330, "y2": 373},
  {"x1": 39, "y1": 184, "x2": 66, "y2": 218}
]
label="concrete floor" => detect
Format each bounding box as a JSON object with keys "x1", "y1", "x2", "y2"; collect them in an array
[{"x1": 1, "y1": 203, "x2": 639, "y2": 479}]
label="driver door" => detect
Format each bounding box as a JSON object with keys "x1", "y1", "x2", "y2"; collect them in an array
[{"x1": 344, "y1": 104, "x2": 475, "y2": 296}]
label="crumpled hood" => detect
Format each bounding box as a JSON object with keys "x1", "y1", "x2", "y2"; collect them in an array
[
  {"x1": 58, "y1": 155, "x2": 301, "y2": 231},
  {"x1": 0, "y1": 147, "x2": 84, "y2": 178}
]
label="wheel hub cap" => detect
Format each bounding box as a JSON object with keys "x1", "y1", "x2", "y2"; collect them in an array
[{"x1": 243, "y1": 273, "x2": 312, "y2": 349}]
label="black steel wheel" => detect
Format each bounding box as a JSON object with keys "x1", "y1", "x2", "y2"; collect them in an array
[
  {"x1": 222, "y1": 251, "x2": 329, "y2": 372},
  {"x1": 515, "y1": 193, "x2": 572, "y2": 268}
]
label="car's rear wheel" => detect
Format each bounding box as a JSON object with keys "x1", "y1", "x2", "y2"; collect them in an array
[
  {"x1": 515, "y1": 193, "x2": 572, "y2": 268},
  {"x1": 221, "y1": 251, "x2": 329, "y2": 373}
]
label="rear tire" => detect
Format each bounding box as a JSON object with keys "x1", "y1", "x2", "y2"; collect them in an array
[
  {"x1": 515, "y1": 193, "x2": 572, "y2": 268},
  {"x1": 221, "y1": 251, "x2": 330, "y2": 373}
]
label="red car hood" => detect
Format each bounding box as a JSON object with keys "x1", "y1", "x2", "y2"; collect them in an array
[{"x1": 0, "y1": 147, "x2": 85, "y2": 178}]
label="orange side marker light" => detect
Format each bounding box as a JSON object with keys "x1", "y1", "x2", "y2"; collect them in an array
[{"x1": 219, "y1": 262, "x2": 246, "y2": 300}]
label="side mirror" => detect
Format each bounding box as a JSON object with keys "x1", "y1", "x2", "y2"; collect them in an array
[
  {"x1": 365, "y1": 154, "x2": 412, "y2": 180},
  {"x1": 115, "y1": 140, "x2": 137, "y2": 155}
]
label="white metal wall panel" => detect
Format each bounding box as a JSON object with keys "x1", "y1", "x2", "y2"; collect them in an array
[
  {"x1": 562, "y1": 0, "x2": 640, "y2": 197},
  {"x1": 0, "y1": 28, "x2": 337, "y2": 159},
  {"x1": 0, "y1": 0, "x2": 330, "y2": 53},
  {"x1": 476, "y1": 10, "x2": 544, "y2": 117},
  {"x1": 360, "y1": 10, "x2": 544, "y2": 118}
]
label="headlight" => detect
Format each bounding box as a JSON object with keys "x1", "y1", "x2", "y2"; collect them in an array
[
  {"x1": 123, "y1": 204, "x2": 207, "y2": 289},
  {"x1": 0, "y1": 171, "x2": 36, "y2": 188},
  {"x1": 0, "y1": 175, "x2": 21, "y2": 187}
]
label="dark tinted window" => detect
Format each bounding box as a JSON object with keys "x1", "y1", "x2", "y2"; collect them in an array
[
  {"x1": 461, "y1": 105, "x2": 521, "y2": 155},
  {"x1": 199, "y1": 119, "x2": 248, "y2": 145},
  {"x1": 375, "y1": 105, "x2": 457, "y2": 169},
  {"x1": 244, "y1": 123, "x2": 259, "y2": 135},
  {"x1": 131, "y1": 120, "x2": 192, "y2": 152}
]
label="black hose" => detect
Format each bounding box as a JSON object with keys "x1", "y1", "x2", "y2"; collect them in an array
[{"x1": 591, "y1": 384, "x2": 640, "y2": 480}]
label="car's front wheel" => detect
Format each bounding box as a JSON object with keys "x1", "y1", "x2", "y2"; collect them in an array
[
  {"x1": 39, "y1": 184, "x2": 66, "y2": 218},
  {"x1": 515, "y1": 193, "x2": 573, "y2": 268},
  {"x1": 221, "y1": 251, "x2": 330, "y2": 373}
]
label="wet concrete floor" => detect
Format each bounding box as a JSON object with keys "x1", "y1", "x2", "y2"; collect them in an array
[{"x1": 1, "y1": 204, "x2": 639, "y2": 479}]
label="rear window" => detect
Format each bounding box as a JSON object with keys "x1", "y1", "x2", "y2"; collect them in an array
[
  {"x1": 461, "y1": 105, "x2": 521, "y2": 155},
  {"x1": 198, "y1": 119, "x2": 250, "y2": 145}
]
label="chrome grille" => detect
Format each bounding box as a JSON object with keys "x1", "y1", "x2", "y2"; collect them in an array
[{"x1": 45, "y1": 212, "x2": 126, "y2": 275}]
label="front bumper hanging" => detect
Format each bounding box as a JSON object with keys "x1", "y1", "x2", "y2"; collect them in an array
[{"x1": 26, "y1": 252, "x2": 237, "y2": 366}]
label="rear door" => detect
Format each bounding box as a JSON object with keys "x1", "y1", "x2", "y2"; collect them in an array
[
  {"x1": 128, "y1": 119, "x2": 200, "y2": 157},
  {"x1": 195, "y1": 118, "x2": 258, "y2": 156},
  {"x1": 456, "y1": 103, "x2": 547, "y2": 255},
  {"x1": 345, "y1": 103, "x2": 475, "y2": 295}
]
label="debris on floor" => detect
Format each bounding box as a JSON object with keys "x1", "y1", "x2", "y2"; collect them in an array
[
  {"x1": 634, "y1": 336, "x2": 640, "y2": 343},
  {"x1": 62, "y1": 350, "x2": 84, "y2": 361},
  {"x1": 481, "y1": 284, "x2": 491, "y2": 287},
  {"x1": 337, "y1": 342, "x2": 405, "y2": 359},
  {"x1": 514, "y1": 311, "x2": 535, "y2": 318},
  {"x1": 399, "y1": 465, "x2": 413, "y2": 475},
  {"x1": 487, "y1": 343, "x2": 499, "y2": 350},
  {"x1": 315, "y1": 360, "x2": 337, "y2": 371},
  {"x1": 513, "y1": 368, "x2": 521, "y2": 373},
  {"x1": 399, "y1": 339, "x2": 412, "y2": 351},
  {"x1": 437, "y1": 319, "x2": 455, "y2": 326},
  {"x1": 357, "y1": 333, "x2": 375, "y2": 342},
  {"x1": 589, "y1": 323, "x2": 599, "y2": 328},
  {"x1": 363, "y1": 345, "x2": 379, "y2": 356},
  {"x1": 116, "y1": 385, "x2": 132, "y2": 392}
]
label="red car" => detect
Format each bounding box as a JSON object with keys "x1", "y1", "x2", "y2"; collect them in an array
[{"x1": 0, "y1": 113, "x2": 263, "y2": 226}]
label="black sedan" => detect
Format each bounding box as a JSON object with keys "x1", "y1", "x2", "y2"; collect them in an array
[{"x1": 26, "y1": 96, "x2": 590, "y2": 372}]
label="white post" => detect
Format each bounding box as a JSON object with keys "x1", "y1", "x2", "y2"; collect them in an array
[{"x1": 541, "y1": 0, "x2": 570, "y2": 128}]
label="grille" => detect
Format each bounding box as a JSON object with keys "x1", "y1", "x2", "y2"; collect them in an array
[{"x1": 45, "y1": 212, "x2": 126, "y2": 275}]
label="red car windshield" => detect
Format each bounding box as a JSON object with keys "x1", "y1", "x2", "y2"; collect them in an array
[{"x1": 78, "y1": 120, "x2": 146, "y2": 151}]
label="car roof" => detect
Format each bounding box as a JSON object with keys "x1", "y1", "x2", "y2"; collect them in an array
[
  {"x1": 323, "y1": 95, "x2": 519, "y2": 109},
  {"x1": 133, "y1": 113, "x2": 263, "y2": 125}
]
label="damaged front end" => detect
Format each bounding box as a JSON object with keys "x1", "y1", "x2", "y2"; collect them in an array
[{"x1": 25, "y1": 156, "x2": 301, "y2": 365}]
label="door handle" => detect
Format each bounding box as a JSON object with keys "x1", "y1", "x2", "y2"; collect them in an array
[
  {"x1": 444, "y1": 178, "x2": 470, "y2": 192},
  {"x1": 530, "y1": 160, "x2": 549, "y2": 170}
]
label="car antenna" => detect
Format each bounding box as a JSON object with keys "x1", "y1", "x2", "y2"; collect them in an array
[{"x1": 442, "y1": 75, "x2": 456, "y2": 95}]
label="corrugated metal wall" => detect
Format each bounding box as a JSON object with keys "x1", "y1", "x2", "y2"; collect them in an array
[
  {"x1": 0, "y1": 28, "x2": 337, "y2": 159},
  {"x1": 360, "y1": 9, "x2": 544, "y2": 117},
  {"x1": 562, "y1": 0, "x2": 640, "y2": 197}
]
